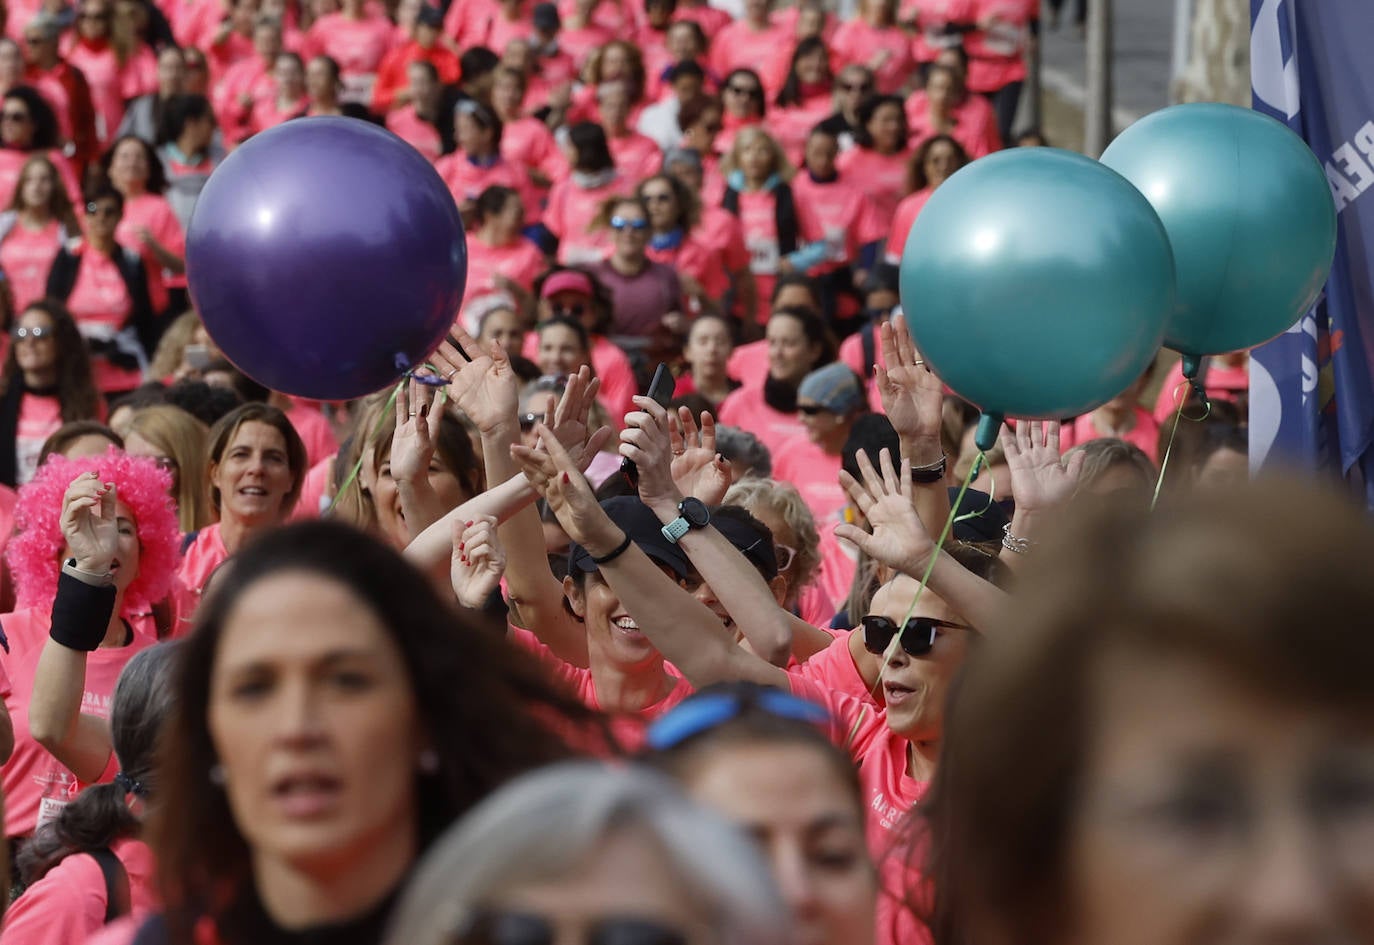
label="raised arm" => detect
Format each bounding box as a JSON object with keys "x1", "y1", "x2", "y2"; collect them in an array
[
  {"x1": 624, "y1": 399, "x2": 794, "y2": 666},
  {"x1": 387, "y1": 378, "x2": 449, "y2": 543},
  {"x1": 29, "y1": 475, "x2": 124, "y2": 781},
  {"x1": 835, "y1": 449, "x2": 1008, "y2": 633},
  {"x1": 429, "y1": 332, "x2": 607, "y2": 665},
  {"x1": 513, "y1": 425, "x2": 789, "y2": 691},
  {"x1": 877, "y1": 313, "x2": 952, "y2": 530},
  {"x1": 999, "y1": 420, "x2": 1083, "y2": 571}
]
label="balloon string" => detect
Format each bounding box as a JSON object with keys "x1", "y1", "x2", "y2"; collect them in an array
[
  {"x1": 871, "y1": 452, "x2": 984, "y2": 700},
  {"x1": 1150, "y1": 380, "x2": 1212, "y2": 511}
]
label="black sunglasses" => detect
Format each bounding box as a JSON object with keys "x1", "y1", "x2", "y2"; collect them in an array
[
  {"x1": 725, "y1": 84, "x2": 761, "y2": 98},
  {"x1": 551, "y1": 303, "x2": 586, "y2": 319},
  {"x1": 861, "y1": 615, "x2": 971, "y2": 657},
  {"x1": 456, "y1": 910, "x2": 687, "y2": 945}
]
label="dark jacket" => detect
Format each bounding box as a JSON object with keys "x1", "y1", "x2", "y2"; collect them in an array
[{"x1": 46, "y1": 242, "x2": 159, "y2": 371}]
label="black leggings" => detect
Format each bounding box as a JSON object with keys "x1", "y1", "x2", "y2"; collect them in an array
[{"x1": 987, "y1": 82, "x2": 1025, "y2": 145}]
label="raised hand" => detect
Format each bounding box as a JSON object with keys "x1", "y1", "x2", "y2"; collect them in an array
[
  {"x1": 668, "y1": 408, "x2": 731, "y2": 506},
  {"x1": 835, "y1": 448, "x2": 936, "y2": 576},
  {"x1": 511, "y1": 422, "x2": 623, "y2": 553},
  {"x1": 389, "y1": 377, "x2": 441, "y2": 484},
  {"x1": 876, "y1": 313, "x2": 944, "y2": 450},
  {"x1": 619, "y1": 395, "x2": 681, "y2": 511},
  {"x1": 430, "y1": 327, "x2": 520, "y2": 437},
  {"x1": 450, "y1": 514, "x2": 507, "y2": 609},
  {"x1": 1000, "y1": 420, "x2": 1084, "y2": 514},
  {"x1": 60, "y1": 473, "x2": 118, "y2": 572}
]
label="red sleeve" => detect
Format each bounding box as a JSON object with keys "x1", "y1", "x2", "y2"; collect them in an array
[{"x1": 370, "y1": 46, "x2": 406, "y2": 112}]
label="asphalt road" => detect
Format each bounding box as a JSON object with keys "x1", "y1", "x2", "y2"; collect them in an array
[{"x1": 1037, "y1": 0, "x2": 1177, "y2": 130}]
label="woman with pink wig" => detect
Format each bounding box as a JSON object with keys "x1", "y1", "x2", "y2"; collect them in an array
[{"x1": 0, "y1": 448, "x2": 179, "y2": 846}]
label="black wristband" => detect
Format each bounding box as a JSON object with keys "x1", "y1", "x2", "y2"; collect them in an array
[
  {"x1": 50, "y1": 571, "x2": 117, "y2": 652},
  {"x1": 910, "y1": 456, "x2": 948, "y2": 484},
  {"x1": 590, "y1": 534, "x2": 632, "y2": 565}
]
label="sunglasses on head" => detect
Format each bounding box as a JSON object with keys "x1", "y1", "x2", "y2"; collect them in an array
[
  {"x1": 773, "y1": 542, "x2": 796, "y2": 571},
  {"x1": 610, "y1": 215, "x2": 649, "y2": 231},
  {"x1": 861, "y1": 615, "x2": 971, "y2": 657},
  {"x1": 456, "y1": 909, "x2": 687, "y2": 945},
  {"x1": 647, "y1": 687, "x2": 830, "y2": 751},
  {"x1": 12, "y1": 325, "x2": 48, "y2": 340}
]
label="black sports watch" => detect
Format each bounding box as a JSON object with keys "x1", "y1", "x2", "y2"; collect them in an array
[{"x1": 660, "y1": 497, "x2": 710, "y2": 543}]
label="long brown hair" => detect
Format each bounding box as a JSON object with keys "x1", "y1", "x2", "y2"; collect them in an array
[
  {"x1": 5, "y1": 153, "x2": 79, "y2": 232},
  {"x1": 919, "y1": 477, "x2": 1374, "y2": 945},
  {"x1": 149, "y1": 520, "x2": 607, "y2": 943},
  {"x1": 2, "y1": 299, "x2": 100, "y2": 422}
]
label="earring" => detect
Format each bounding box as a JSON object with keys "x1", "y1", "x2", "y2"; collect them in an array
[
  {"x1": 418, "y1": 749, "x2": 439, "y2": 774},
  {"x1": 209, "y1": 763, "x2": 226, "y2": 786}
]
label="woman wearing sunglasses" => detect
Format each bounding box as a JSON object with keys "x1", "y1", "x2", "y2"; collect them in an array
[
  {"x1": 45, "y1": 185, "x2": 156, "y2": 399},
  {"x1": 383, "y1": 762, "x2": 790, "y2": 945},
  {"x1": 0, "y1": 88, "x2": 81, "y2": 211},
  {"x1": 714, "y1": 68, "x2": 767, "y2": 161},
  {"x1": 649, "y1": 683, "x2": 880, "y2": 945},
  {"x1": 0, "y1": 301, "x2": 100, "y2": 486},
  {"x1": 588, "y1": 195, "x2": 685, "y2": 342},
  {"x1": 517, "y1": 406, "x2": 1004, "y2": 945}
]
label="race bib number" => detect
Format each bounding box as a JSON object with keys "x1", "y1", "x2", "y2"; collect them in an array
[{"x1": 748, "y1": 237, "x2": 780, "y2": 275}]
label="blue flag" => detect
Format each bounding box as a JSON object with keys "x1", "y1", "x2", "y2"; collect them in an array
[{"x1": 1250, "y1": 0, "x2": 1374, "y2": 504}]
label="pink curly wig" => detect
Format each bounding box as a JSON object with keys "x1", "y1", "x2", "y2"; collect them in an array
[{"x1": 8, "y1": 448, "x2": 181, "y2": 615}]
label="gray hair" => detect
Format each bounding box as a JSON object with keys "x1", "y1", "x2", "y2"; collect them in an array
[
  {"x1": 1068, "y1": 437, "x2": 1155, "y2": 494},
  {"x1": 383, "y1": 762, "x2": 792, "y2": 945},
  {"x1": 714, "y1": 425, "x2": 771, "y2": 479},
  {"x1": 26, "y1": 12, "x2": 61, "y2": 40}
]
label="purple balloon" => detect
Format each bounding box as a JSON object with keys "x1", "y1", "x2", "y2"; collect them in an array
[{"x1": 186, "y1": 117, "x2": 467, "y2": 400}]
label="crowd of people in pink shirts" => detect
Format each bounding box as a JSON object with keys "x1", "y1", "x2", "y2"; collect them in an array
[{"x1": 0, "y1": 0, "x2": 1354, "y2": 943}]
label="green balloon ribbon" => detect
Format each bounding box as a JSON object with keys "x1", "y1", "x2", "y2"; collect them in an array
[{"x1": 1151, "y1": 374, "x2": 1212, "y2": 511}]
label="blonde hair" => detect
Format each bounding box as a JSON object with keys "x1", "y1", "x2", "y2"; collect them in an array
[
  {"x1": 148, "y1": 310, "x2": 202, "y2": 379},
  {"x1": 722, "y1": 478, "x2": 820, "y2": 595},
  {"x1": 722, "y1": 127, "x2": 794, "y2": 183},
  {"x1": 126, "y1": 405, "x2": 212, "y2": 532}
]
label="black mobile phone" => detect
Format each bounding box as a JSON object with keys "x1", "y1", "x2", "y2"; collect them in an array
[{"x1": 622, "y1": 363, "x2": 676, "y2": 488}]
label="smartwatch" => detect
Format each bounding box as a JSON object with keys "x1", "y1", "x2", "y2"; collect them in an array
[
  {"x1": 661, "y1": 497, "x2": 710, "y2": 544},
  {"x1": 62, "y1": 558, "x2": 114, "y2": 587}
]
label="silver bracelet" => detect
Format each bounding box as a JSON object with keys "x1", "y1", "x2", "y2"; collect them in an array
[{"x1": 1001, "y1": 523, "x2": 1035, "y2": 556}]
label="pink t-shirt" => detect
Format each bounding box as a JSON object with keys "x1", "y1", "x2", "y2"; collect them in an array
[
  {"x1": 171, "y1": 522, "x2": 229, "y2": 632},
  {"x1": 829, "y1": 20, "x2": 918, "y2": 95},
  {"x1": 885, "y1": 187, "x2": 933, "y2": 263},
  {"x1": 544, "y1": 176, "x2": 631, "y2": 266},
  {"x1": 286, "y1": 400, "x2": 338, "y2": 469},
  {"x1": 790, "y1": 172, "x2": 885, "y2": 274},
  {"x1": 558, "y1": 24, "x2": 615, "y2": 70},
  {"x1": 500, "y1": 115, "x2": 563, "y2": 181},
  {"x1": 445, "y1": 0, "x2": 501, "y2": 45},
  {"x1": 907, "y1": 0, "x2": 975, "y2": 63},
  {"x1": 814, "y1": 524, "x2": 859, "y2": 617},
  {"x1": 250, "y1": 93, "x2": 310, "y2": 135},
  {"x1": 607, "y1": 130, "x2": 663, "y2": 184},
  {"x1": 1059, "y1": 406, "x2": 1162, "y2": 463},
  {"x1": 437, "y1": 154, "x2": 539, "y2": 225},
  {"x1": 386, "y1": 106, "x2": 442, "y2": 162},
  {"x1": 212, "y1": 54, "x2": 274, "y2": 144},
  {"x1": 734, "y1": 188, "x2": 782, "y2": 324},
  {"x1": 14, "y1": 392, "x2": 62, "y2": 485},
  {"x1": 63, "y1": 40, "x2": 123, "y2": 145},
  {"x1": 724, "y1": 339, "x2": 768, "y2": 387},
  {"x1": 708, "y1": 18, "x2": 788, "y2": 79},
  {"x1": 304, "y1": 12, "x2": 395, "y2": 78},
  {"x1": 673, "y1": 3, "x2": 732, "y2": 36},
  {"x1": 645, "y1": 230, "x2": 730, "y2": 301},
  {"x1": 798, "y1": 582, "x2": 838, "y2": 628},
  {"x1": 510, "y1": 626, "x2": 694, "y2": 751},
  {"x1": 905, "y1": 91, "x2": 1002, "y2": 158},
  {"x1": 787, "y1": 628, "x2": 879, "y2": 705},
  {"x1": 771, "y1": 95, "x2": 836, "y2": 165},
  {"x1": 466, "y1": 236, "x2": 548, "y2": 295},
  {"x1": 963, "y1": 0, "x2": 1037, "y2": 93},
  {"x1": 836, "y1": 147, "x2": 912, "y2": 231},
  {"x1": 0, "y1": 837, "x2": 158, "y2": 944},
  {"x1": 716, "y1": 383, "x2": 807, "y2": 459},
  {"x1": 0, "y1": 218, "x2": 63, "y2": 312},
  {"x1": 117, "y1": 193, "x2": 184, "y2": 316},
  {"x1": 0, "y1": 608, "x2": 158, "y2": 839},
  {"x1": 292, "y1": 455, "x2": 334, "y2": 521},
  {"x1": 771, "y1": 437, "x2": 846, "y2": 525},
  {"x1": 66, "y1": 246, "x2": 139, "y2": 395}
]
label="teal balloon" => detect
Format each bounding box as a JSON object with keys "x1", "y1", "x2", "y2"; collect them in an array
[
  {"x1": 1100, "y1": 103, "x2": 1336, "y2": 359},
  {"x1": 899, "y1": 147, "x2": 1174, "y2": 421}
]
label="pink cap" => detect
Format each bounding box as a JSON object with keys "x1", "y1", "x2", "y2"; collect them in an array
[{"x1": 540, "y1": 270, "x2": 594, "y2": 300}]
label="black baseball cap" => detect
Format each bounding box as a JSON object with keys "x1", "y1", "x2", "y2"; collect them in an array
[
  {"x1": 566, "y1": 497, "x2": 690, "y2": 578},
  {"x1": 710, "y1": 506, "x2": 778, "y2": 580}
]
